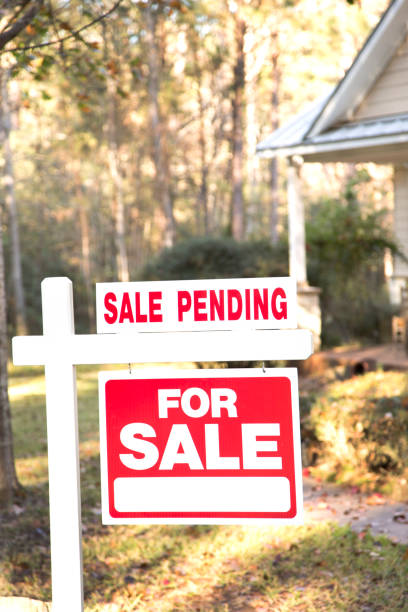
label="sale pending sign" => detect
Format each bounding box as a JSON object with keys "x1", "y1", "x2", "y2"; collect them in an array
[
  {"x1": 96, "y1": 277, "x2": 296, "y2": 333},
  {"x1": 99, "y1": 368, "x2": 303, "y2": 524}
]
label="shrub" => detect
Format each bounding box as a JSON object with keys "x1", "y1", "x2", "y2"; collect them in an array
[
  {"x1": 306, "y1": 176, "x2": 400, "y2": 346},
  {"x1": 306, "y1": 171, "x2": 401, "y2": 346},
  {"x1": 139, "y1": 236, "x2": 288, "y2": 281}
]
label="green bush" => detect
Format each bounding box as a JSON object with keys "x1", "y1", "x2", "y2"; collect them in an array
[
  {"x1": 306, "y1": 176, "x2": 399, "y2": 346},
  {"x1": 139, "y1": 236, "x2": 288, "y2": 368},
  {"x1": 139, "y1": 236, "x2": 288, "y2": 281}
]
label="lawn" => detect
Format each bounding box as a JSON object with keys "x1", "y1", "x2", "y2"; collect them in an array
[{"x1": 1, "y1": 364, "x2": 407, "y2": 611}]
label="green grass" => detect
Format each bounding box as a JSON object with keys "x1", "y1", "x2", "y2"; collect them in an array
[{"x1": 1, "y1": 365, "x2": 408, "y2": 610}]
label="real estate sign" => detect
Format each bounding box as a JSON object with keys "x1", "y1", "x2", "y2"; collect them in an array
[
  {"x1": 96, "y1": 277, "x2": 297, "y2": 333},
  {"x1": 99, "y1": 368, "x2": 303, "y2": 524}
]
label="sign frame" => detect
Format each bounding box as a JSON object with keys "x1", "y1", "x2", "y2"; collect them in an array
[
  {"x1": 11, "y1": 277, "x2": 313, "y2": 610},
  {"x1": 99, "y1": 367, "x2": 303, "y2": 525}
]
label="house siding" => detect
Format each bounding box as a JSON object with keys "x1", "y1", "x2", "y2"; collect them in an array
[{"x1": 354, "y1": 34, "x2": 408, "y2": 122}]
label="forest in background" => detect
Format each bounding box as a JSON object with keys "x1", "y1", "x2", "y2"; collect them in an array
[{"x1": 0, "y1": 0, "x2": 393, "y2": 339}]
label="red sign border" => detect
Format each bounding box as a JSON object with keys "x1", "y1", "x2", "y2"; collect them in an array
[{"x1": 98, "y1": 368, "x2": 303, "y2": 525}]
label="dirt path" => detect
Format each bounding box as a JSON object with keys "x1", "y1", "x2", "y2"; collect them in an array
[{"x1": 303, "y1": 476, "x2": 408, "y2": 543}]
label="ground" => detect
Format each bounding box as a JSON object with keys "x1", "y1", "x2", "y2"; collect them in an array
[
  {"x1": 1, "y1": 358, "x2": 408, "y2": 610},
  {"x1": 303, "y1": 476, "x2": 408, "y2": 544}
]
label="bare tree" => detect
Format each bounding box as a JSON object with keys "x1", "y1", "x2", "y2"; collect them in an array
[
  {"x1": 231, "y1": 4, "x2": 246, "y2": 241},
  {"x1": 0, "y1": 65, "x2": 27, "y2": 334},
  {"x1": 0, "y1": 0, "x2": 124, "y2": 509},
  {"x1": 145, "y1": 3, "x2": 176, "y2": 248},
  {"x1": 269, "y1": 29, "x2": 280, "y2": 245}
]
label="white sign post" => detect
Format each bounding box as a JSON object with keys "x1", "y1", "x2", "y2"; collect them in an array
[{"x1": 12, "y1": 276, "x2": 313, "y2": 611}]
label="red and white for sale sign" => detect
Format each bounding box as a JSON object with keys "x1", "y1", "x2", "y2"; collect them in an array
[{"x1": 99, "y1": 368, "x2": 303, "y2": 524}]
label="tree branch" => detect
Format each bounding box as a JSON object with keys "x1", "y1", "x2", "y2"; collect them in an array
[
  {"x1": 0, "y1": 0, "x2": 44, "y2": 51},
  {"x1": 0, "y1": 0, "x2": 124, "y2": 55},
  {"x1": 0, "y1": 1, "x2": 32, "y2": 37}
]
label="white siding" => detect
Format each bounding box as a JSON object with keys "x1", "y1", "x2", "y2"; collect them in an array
[
  {"x1": 354, "y1": 34, "x2": 408, "y2": 121},
  {"x1": 394, "y1": 166, "x2": 408, "y2": 278}
]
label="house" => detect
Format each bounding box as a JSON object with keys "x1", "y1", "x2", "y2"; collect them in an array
[{"x1": 256, "y1": 0, "x2": 408, "y2": 347}]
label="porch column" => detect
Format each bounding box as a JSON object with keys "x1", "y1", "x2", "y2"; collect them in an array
[
  {"x1": 287, "y1": 157, "x2": 307, "y2": 284},
  {"x1": 286, "y1": 157, "x2": 321, "y2": 349},
  {"x1": 391, "y1": 166, "x2": 408, "y2": 305}
]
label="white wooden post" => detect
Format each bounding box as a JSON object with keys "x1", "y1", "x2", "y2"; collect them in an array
[
  {"x1": 287, "y1": 157, "x2": 307, "y2": 285},
  {"x1": 42, "y1": 278, "x2": 83, "y2": 611},
  {"x1": 393, "y1": 166, "x2": 408, "y2": 278}
]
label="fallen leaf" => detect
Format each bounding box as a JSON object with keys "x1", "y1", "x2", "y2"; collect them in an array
[{"x1": 366, "y1": 493, "x2": 386, "y2": 506}]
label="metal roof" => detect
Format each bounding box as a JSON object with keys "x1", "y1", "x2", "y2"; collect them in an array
[
  {"x1": 256, "y1": 95, "x2": 329, "y2": 153},
  {"x1": 256, "y1": 113, "x2": 408, "y2": 163}
]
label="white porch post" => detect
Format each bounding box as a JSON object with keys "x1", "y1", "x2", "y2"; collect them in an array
[
  {"x1": 287, "y1": 157, "x2": 307, "y2": 285},
  {"x1": 391, "y1": 166, "x2": 408, "y2": 304},
  {"x1": 286, "y1": 158, "x2": 322, "y2": 348}
]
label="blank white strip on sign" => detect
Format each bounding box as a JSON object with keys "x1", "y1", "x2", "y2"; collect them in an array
[{"x1": 114, "y1": 477, "x2": 291, "y2": 514}]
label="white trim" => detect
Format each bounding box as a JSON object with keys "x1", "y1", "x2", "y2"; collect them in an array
[
  {"x1": 256, "y1": 132, "x2": 408, "y2": 160},
  {"x1": 12, "y1": 328, "x2": 313, "y2": 366}
]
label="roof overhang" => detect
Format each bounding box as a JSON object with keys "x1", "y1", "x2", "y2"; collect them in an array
[{"x1": 257, "y1": 132, "x2": 408, "y2": 164}]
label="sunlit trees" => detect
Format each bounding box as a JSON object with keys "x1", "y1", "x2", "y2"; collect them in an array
[
  {"x1": 0, "y1": 0, "x2": 390, "y2": 508},
  {"x1": 0, "y1": 0, "x2": 127, "y2": 507}
]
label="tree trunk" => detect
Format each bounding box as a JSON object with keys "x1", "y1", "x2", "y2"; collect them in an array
[
  {"x1": 72, "y1": 165, "x2": 94, "y2": 330},
  {"x1": 269, "y1": 31, "x2": 280, "y2": 245},
  {"x1": 191, "y1": 36, "x2": 209, "y2": 235},
  {"x1": 197, "y1": 82, "x2": 209, "y2": 235},
  {"x1": 0, "y1": 203, "x2": 19, "y2": 508},
  {"x1": 0, "y1": 66, "x2": 27, "y2": 335},
  {"x1": 145, "y1": 4, "x2": 176, "y2": 248},
  {"x1": 106, "y1": 73, "x2": 129, "y2": 282},
  {"x1": 231, "y1": 12, "x2": 246, "y2": 241}
]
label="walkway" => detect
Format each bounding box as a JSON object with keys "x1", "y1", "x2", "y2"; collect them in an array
[{"x1": 303, "y1": 476, "x2": 408, "y2": 544}]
